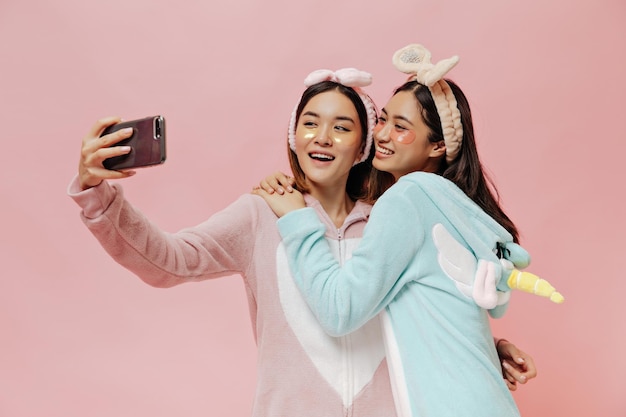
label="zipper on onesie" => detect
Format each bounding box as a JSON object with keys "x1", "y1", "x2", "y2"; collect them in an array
[{"x1": 336, "y1": 228, "x2": 355, "y2": 416}]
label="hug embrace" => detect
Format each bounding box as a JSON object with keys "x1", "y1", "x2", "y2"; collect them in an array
[{"x1": 70, "y1": 42, "x2": 562, "y2": 416}]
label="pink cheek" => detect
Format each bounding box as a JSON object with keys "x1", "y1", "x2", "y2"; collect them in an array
[{"x1": 394, "y1": 131, "x2": 416, "y2": 144}]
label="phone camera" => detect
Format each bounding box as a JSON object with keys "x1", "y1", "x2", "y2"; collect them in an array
[{"x1": 154, "y1": 116, "x2": 163, "y2": 140}]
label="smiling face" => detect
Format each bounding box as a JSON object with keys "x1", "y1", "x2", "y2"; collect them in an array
[
  {"x1": 294, "y1": 90, "x2": 364, "y2": 192},
  {"x1": 372, "y1": 90, "x2": 445, "y2": 180}
]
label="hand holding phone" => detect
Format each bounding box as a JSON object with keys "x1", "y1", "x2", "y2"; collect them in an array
[{"x1": 102, "y1": 115, "x2": 166, "y2": 170}]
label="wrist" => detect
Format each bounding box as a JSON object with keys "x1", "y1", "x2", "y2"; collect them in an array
[{"x1": 495, "y1": 338, "x2": 509, "y2": 351}]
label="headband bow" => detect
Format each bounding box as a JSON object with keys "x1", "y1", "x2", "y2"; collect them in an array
[
  {"x1": 304, "y1": 68, "x2": 373, "y2": 88},
  {"x1": 288, "y1": 68, "x2": 376, "y2": 165},
  {"x1": 392, "y1": 44, "x2": 463, "y2": 163}
]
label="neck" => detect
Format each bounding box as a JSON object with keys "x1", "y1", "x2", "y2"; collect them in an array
[
  {"x1": 309, "y1": 183, "x2": 355, "y2": 229},
  {"x1": 395, "y1": 163, "x2": 441, "y2": 182}
]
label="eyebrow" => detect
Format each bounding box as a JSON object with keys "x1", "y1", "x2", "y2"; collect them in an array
[
  {"x1": 302, "y1": 111, "x2": 356, "y2": 124},
  {"x1": 336, "y1": 116, "x2": 356, "y2": 123},
  {"x1": 380, "y1": 108, "x2": 414, "y2": 127}
]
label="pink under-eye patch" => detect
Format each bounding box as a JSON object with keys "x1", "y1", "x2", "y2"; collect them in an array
[
  {"x1": 374, "y1": 122, "x2": 416, "y2": 144},
  {"x1": 393, "y1": 130, "x2": 416, "y2": 144}
]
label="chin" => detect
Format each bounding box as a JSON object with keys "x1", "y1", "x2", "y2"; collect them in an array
[{"x1": 372, "y1": 158, "x2": 389, "y2": 171}]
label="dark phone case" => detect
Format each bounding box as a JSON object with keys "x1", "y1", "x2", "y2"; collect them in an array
[{"x1": 102, "y1": 116, "x2": 166, "y2": 170}]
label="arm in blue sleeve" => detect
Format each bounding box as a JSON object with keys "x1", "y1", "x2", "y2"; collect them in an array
[{"x1": 277, "y1": 189, "x2": 424, "y2": 336}]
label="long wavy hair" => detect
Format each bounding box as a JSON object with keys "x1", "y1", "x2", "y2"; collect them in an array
[{"x1": 366, "y1": 79, "x2": 520, "y2": 242}]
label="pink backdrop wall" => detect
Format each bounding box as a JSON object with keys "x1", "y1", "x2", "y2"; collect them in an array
[{"x1": 1, "y1": 0, "x2": 624, "y2": 415}]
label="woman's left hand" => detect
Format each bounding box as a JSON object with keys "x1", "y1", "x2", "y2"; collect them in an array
[
  {"x1": 258, "y1": 171, "x2": 295, "y2": 195},
  {"x1": 496, "y1": 339, "x2": 537, "y2": 391},
  {"x1": 252, "y1": 187, "x2": 305, "y2": 218}
]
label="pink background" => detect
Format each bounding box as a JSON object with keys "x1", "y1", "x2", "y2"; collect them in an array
[{"x1": 1, "y1": 0, "x2": 624, "y2": 415}]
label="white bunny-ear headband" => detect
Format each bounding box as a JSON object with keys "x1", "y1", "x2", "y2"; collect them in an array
[
  {"x1": 392, "y1": 44, "x2": 463, "y2": 163},
  {"x1": 288, "y1": 68, "x2": 376, "y2": 165}
]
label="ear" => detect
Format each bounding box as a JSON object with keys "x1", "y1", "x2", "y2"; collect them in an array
[
  {"x1": 430, "y1": 140, "x2": 446, "y2": 158},
  {"x1": 353, "y1": 149, "x2": 365, "y2": 165}
]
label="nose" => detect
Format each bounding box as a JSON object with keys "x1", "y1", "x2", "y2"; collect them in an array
[
  {"x1": 374, "y1": 123, "x2": 391, "y2": 143},
  {"x1": 315, "y1": 125, "x2": 333, "y2": 146}
]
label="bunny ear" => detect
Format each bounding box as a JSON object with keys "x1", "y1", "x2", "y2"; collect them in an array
[
  {"x1": 392, "y1": 43, "x2": 433, "y2": 75},
  {"x1": 334, "y1": 68, "x2": 373, "y2": 87},
  {"x1": 392, "y1": 42, "x2": 464, "y2": 163},
  {"x1": 422, "y1": 56, "x2": 460, "y2": 86},
  {"x1": 303, "y1": 69, "x2": 335, "y2": 86},
  {"x1": 393, "y1": 43, "x2": 460, "y2": 87}
]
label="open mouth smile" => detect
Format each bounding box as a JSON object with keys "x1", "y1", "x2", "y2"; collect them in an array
[
  {"x1": 376, "y1": 145, "x2": 394, "y2": 156},
  {"x1": 309, "y1": 152, "x2": 335, "y2": 161}
]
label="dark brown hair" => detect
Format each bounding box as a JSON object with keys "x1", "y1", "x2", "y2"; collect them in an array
[
  {"x1": 288, "y1": 81, "x2": 375, "y2": 201},
  {"x1": 366, "y1": 79, "x2": 520, "y2": 242}
]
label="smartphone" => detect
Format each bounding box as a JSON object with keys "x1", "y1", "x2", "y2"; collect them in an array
[{"x1": 102, "y1": 115, "x2": 166, "y2": 170}]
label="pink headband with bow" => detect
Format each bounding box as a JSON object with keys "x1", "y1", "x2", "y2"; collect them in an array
[{"x1": 288, "y1": 68, "x2": 376, "y2": 165}]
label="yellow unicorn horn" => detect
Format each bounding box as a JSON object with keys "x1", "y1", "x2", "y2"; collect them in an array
[{"x1": 507, "y1": 269, "x2": 564, "y2": 304}]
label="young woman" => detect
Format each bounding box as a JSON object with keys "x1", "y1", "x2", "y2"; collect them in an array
[
  {"x1": 69, "y1": 65, "x2": 533, "y2": 417},
  {"x1": 68, "y1": 69, "x2": 402, "y2": 416},
  {"x1": 253, "y1": 44, "x2": 547, "y2": 417}
]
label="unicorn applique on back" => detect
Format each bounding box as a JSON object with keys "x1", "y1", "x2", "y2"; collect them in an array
[{"x1": 432, "y1": 222, "x2": 564, "y2": 310}]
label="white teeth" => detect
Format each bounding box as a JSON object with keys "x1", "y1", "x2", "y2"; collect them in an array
[
  {"x1": 310, "y1": 153, "x2": 335, "y2": 160},
  {"x1": 376, "y1": 146, "x2": 394, "y2": 155}
]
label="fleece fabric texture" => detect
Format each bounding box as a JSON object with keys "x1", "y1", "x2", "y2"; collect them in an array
[
  {"x1": 67, "y1": 176, "x2": 397, "y2": 417},
  {"x1": 276, "y1": 172, "x2": 523, "y2": 417}
]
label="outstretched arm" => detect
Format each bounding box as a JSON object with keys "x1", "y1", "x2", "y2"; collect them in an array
[{"x1": 71, "y1": 118, "x2": 259, "y2": 289}]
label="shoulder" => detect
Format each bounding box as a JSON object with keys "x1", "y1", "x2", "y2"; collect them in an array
[
  {"x1": 201, "y1": 193, "x2": 279, "y2": 231},
  {"x1": 228, "y1": 193, "x2": 278, "y2": 217},
  {"x1": 397, "y1": 172, "x2": 476, "y2": 207},
  {"x1": 380, "y1": 172, "x2": 450, "y2": 205},
  {"x1": 398, "y1": 172, "x2": 456, "y2": 191}
]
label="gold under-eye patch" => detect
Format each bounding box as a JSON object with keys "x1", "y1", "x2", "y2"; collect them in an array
[
  {"x1": 301, "y1": 130, "x2": 345, "y2": 144},
  {"x1": 287, "y1": 68, "x2": 376, "y2": 166}
]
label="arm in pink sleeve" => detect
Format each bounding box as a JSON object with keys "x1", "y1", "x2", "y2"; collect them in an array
[{"x1": 68, "y1": 176, "x2": 259, "y2": 287}]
